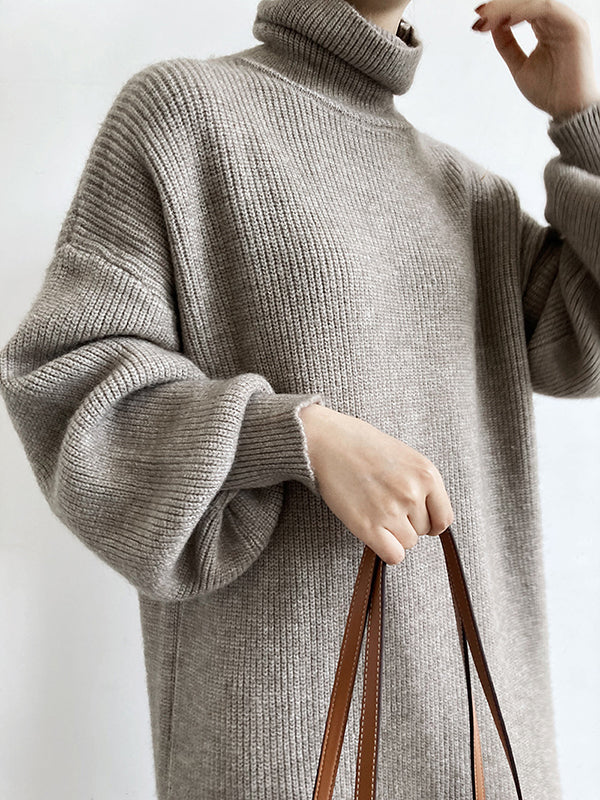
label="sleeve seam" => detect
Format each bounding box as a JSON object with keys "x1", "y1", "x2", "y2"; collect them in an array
[
  {"x1": 527, "y1": 330, "x2": 573, "y2": 354},
  {"x1": 59, "y1": 239, "x2": 172, "y2": 308},
  {"x1": 526, "y1": 268, "x2": 588, "y2": 353}
]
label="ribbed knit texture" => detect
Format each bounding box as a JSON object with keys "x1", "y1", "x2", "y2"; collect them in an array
[{"x1": 2, "y1": 0, "x2": 600, "y2": 797}]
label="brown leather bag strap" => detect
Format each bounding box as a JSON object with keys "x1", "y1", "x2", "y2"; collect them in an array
[
  {"x1": 354, "y1": 551, "x2": 385, "y2": 799},
  {"x1": 440, "y1": 526, "x2": 525, "y2": 800},
  {"x1": 311, "y1": 544, "x2": 381, "y2": 800},
  {"x1": 312, "y1": 525, "x2": 525, "y2": 800}
]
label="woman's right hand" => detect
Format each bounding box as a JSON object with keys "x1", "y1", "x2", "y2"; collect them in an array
[{"x1": 299, "y1": 402, "x2": 454, "y2": 565}]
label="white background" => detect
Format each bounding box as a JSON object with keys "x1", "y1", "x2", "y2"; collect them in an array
[{"x1": 0, "y1": 0, "x2": 599, "y2": 797}]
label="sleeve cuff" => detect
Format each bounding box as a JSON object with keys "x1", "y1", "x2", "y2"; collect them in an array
[
  {"x1": 547, "y1": 100, "x2": 600, "y2": 175},
  {"x1": 220, "y1": 390, "x2": 325, "y2": 497}
]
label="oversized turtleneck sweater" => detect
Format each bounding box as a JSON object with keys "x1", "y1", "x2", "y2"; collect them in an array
[{"x1": 1, "y1": 0, "x2": 600, "y2": 797}]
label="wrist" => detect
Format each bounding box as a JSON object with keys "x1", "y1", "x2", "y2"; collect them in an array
[
  {"x1": 550, "y1": 93, "x2": 600, "y2": 124},
  {"x1": 299, "y1": 402, "x2": 333, "y2": 463}
]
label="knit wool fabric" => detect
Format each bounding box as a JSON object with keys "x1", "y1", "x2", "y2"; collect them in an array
[{"x1": 2, "y1": 0, "x2": 600, "y2": 797}]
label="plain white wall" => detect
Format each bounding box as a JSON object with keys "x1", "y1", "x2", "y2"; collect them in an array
[{"x1": 1, "y1": 1, "x2": 599, "y2": 798}]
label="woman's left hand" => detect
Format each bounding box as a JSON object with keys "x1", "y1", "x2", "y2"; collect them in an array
[{"x1": 472, "y1": 0, "x2": 600, "y2": 121}]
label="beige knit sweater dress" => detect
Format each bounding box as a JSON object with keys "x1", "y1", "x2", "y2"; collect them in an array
[{"x1": 1, "y1": 0, "x2": 600, "y2": 797}]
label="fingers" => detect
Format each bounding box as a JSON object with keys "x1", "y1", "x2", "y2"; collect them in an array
[
  {"x1": 424, "y1": 488, "x2": 455, "y2": 537},
  {"x1": 357, "y1": 522, "x2": 407, "y2": 565},
  {"x1": 405, "y1": 494, "x2": 433, "y2": 537},
  {"x1": 379, "y1": 527, "x2": 407, "y2": 565},
  {"x1": 489, "y1": 24, "x2": 528, "y2": 76},
  {"x1": 351, "y1": 493, "x2": 453, "y2": 566},
  {"x1": 383, "y1": 514, "x2": 419, "y2": 550},
  {"x1": 376, "y1": 506, "x2": 446, "y2": 565},
  {"x1": 354, "y1": 509, "x2": 453, "y2": 565},
  {"x1": 473, "y1": 0, "x2": 586, "y2": 38},
  {"x1": 354, "y1": 481, "x2": 454, "y2": 565}
]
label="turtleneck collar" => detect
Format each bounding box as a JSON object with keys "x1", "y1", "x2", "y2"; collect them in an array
[{"x1": 236, "y1": 0, "x2": 424, "y2": 121}]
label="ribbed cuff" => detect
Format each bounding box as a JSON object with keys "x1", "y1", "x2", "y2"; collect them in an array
[
  {"x1": 221, "y1": 390, "x2": 325, "y2": 496},
  {"x1": 547, "y1": 100, "x2": 600, "y2": 175}
]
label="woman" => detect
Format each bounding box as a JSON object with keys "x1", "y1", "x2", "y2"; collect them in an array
[{"x1": 1, "y1": 0, "x2": 598, "y2": 797}]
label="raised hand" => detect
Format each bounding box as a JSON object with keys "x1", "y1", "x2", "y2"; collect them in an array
[{"x1": 472, "y1": 0, "x2": 600, "y2": 121}]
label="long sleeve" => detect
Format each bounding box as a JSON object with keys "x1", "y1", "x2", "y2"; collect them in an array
[
  {"x1": 0, "y1": 67, "x2": 324, "y2": 603},
  {"x1": 517, "y1": 102, "x2": 600, "y2": 397}
]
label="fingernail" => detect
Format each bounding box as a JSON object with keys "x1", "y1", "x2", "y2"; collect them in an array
[
  {"x1": 472, "y1": 17, "x2": 485, "y2": 30},
  {"x1": 474, "y1": 3, "x2": 486, "y2": 11}
]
